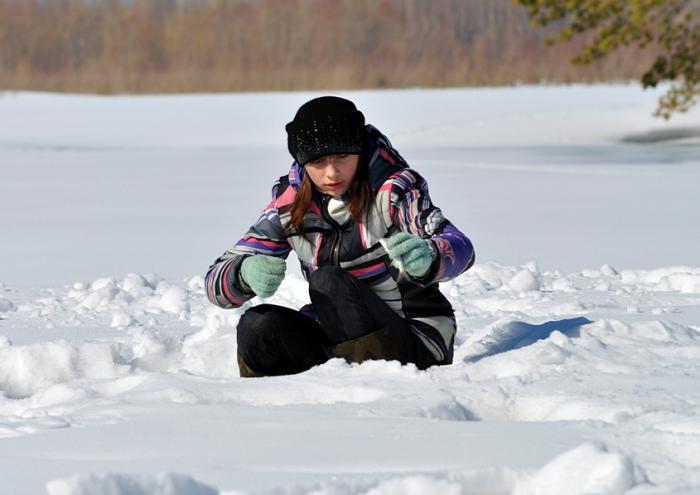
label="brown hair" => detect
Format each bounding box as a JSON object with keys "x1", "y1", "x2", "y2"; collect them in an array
[{"x1": 290, "y1": 156, "x2": 374, "y2": 238}]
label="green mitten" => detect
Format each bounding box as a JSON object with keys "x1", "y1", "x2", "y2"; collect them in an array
[
  {"x1": 384, "y1": 232, "x2": 435, "y2": 279},
  {"x1": 240, "y1": 255, "x2": 286, "y2": 297}
]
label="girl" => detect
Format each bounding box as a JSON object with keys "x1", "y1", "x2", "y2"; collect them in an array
[{"x1": 206, "y1": 96, "x2": 474, "y2": 377}]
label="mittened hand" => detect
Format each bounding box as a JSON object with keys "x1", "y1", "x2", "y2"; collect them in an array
[
  {"x1": 383, "y1": 232, "x2": 435, "y2": 279},
  {"x1": 240, "y1": 255, "x2": 286, "y2": 297}
]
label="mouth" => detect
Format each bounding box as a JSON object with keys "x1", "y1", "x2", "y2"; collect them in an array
[{"x1": 325, "y1": 181, "x2": 344, "y2": 189}]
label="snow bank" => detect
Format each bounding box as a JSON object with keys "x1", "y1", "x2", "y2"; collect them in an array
[{"x1": 45, "y1": 472, "x2": 219, "y2": 495}]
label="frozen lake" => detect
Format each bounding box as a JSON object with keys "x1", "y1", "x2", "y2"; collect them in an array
[{"x1": 1, "y1": 86, "x2": 699, "y2": 287}]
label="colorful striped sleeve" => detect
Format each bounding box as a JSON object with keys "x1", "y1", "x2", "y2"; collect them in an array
[
  {"x1": 389, "y1": 169, "x2": 475, "y2": 284},
  {"x1": 206, "y1": 189, "x2": 292, "y2": 309}
]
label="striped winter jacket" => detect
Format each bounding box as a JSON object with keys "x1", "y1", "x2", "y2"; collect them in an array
[{"x1": 206, "y1": 125, "x2": 475, "y2": 364}]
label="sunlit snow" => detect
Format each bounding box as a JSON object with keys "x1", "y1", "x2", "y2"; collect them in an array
[{"x1": 1, "y1": 86, "x2": 699, "y2": 495}]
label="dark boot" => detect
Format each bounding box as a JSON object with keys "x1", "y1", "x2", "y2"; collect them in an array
[
  {"x1": 329, "y1": 327, "x2": 401, "y2": 364},
  {"x1": 237, "y1": 351, "x2": 264, "y2": 378}
]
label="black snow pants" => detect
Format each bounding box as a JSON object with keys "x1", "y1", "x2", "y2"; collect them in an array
[{"x1": 236, "y1": 266, "x2": 439, "y2": 376}]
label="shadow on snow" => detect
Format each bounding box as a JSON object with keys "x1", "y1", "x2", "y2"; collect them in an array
[{"x1": 463, "y1": 316, "x2": 593, "y2": 363}]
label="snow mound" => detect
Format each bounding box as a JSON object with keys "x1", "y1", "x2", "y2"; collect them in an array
[
  {"x1": 620, "y1": 266, "x2": 700, "y2": 293},
  {"x1": 45, "y1": 472, "x2": 219, "y2": 495},
  {"x1": 0, "y1": 340, "x2": 128, "y2": 398},
  {"x1": 454, "y1": 261, "x2": 543, "y2": 294},
  {"x1": 516, "y1": 442, "x2": 648, "y2": 495},
  {"x1": 0, "y1": 327, "x2": 240, "y2": 405},
  {"x1": 75, "y1": 274, "x2": 189, "y2": 322},
  {"x1": 177, "y1": 323, "x2": 239, "y2": 379},
  {"x1": 13, "y1": 273, "x2": 205, "y2": 331},
  {"x1": 509, "y1": 268, "x2": 541, "y2": 292}
]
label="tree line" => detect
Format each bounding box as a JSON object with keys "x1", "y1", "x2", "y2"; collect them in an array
[{"x1": 0, "y1": 0, "x2": 650, "y2": 94}]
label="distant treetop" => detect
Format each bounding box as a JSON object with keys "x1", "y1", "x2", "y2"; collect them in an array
[{"x1": 515, "y1": 0, "x2": 700, "y2": 118}]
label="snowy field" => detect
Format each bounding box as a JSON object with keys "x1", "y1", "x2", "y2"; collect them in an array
[{"x1": 1, "y1": 85, "x2": 699, "y2": 494}]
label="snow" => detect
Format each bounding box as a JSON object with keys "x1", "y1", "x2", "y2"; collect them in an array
[
  {"x1": 0, "y1": 295, "x2": 16, "y2": 313},
  {"x1": 1, "y1": 85, "x2": 699, "y2": 494},
  {"x1": 46, "y1": 472, "x2": 219, "y2": 495},
  {"x1": 516, "y1": 443, "x2": 647, "y2": 495},
  {"x1": 508, "y1": 268, "x2": 541, "y2": 292}
]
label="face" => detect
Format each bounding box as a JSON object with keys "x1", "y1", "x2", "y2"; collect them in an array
[{"x1": 304, "y1": 154, "x2": 359, "y2": 198}]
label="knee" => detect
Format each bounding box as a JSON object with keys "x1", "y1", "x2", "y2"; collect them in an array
[
  {"x1": 237, "y1": 305, "x2": 280, "y2": 353},
  {"x1": 309, "y1": 266, "x2": 350, "y2": 295}
]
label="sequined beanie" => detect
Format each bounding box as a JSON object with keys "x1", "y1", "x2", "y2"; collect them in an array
[{"x1": 285, "y1": 96, "x2": 365, "y2": 166}]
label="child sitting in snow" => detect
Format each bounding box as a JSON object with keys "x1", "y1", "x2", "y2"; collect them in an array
[{"x1": 206, "y1": 96, "x2": 475, "y2": 377}]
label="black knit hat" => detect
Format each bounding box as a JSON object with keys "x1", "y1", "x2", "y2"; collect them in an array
[{"x1": 285, "y1": 96, "x2": 365, "y2": 165}]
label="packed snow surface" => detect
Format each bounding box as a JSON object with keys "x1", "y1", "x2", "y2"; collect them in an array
[{"x1": 1, "y1": 85, "x2": 699, "y2": 494}]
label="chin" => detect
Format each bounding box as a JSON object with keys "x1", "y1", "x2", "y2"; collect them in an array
[{"x1": 324, "y1": 187, "x2": 347, "y2": 197}]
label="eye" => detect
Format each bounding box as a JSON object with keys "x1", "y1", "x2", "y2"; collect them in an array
[{"x1": 336, "y1": 154, "x2": 349, "y2": 159}]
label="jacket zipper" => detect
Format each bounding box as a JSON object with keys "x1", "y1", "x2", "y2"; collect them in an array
[
  {"x1": 331, "y1": 230, "x2": 342, "y2": 265},
  {"x1": 321, "y1": 195, "x2": 343, "y2": 266}
]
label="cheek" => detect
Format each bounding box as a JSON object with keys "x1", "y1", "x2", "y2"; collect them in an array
[
  {"x1": 304, "y1": 167, "x2": 324, "y2": 187},
  {"x1": 344, "y1": 161, "x2": 359, "y2": 179}
]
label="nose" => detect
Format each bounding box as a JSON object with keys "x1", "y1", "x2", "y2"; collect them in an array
[{"x1": 324, "y1": 158, "x2": 341, "y2": 176}]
